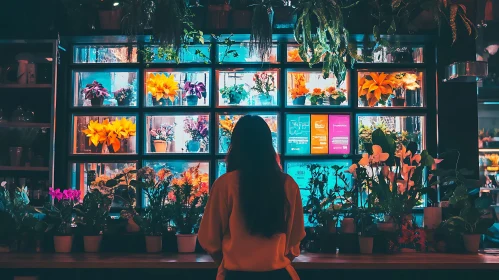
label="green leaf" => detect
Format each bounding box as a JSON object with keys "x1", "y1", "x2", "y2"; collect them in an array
[
  {"x1": 373, "y1": 25, "x2": 381, "y2": 42},
  {"x1": 387, "y1": 19, "x2": 396, "y2": 35},
  {"x1": 106, "y1": 179, "x2": 119, "y2": 188}
]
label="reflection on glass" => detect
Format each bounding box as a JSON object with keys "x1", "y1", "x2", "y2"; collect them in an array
[
  {"x1": 357, "y1": 71, "x2": 423, "y2": 107},
  {"x1": 218, "y1": 114, "x2": 279, "y2": 153},
  {"x1": 218, "y1": 43, "x2": 278, "y2": 63},
  {"x1": 285, "y1": 160, "x2": 352, "y2": 207},
  {"x1": 217, "y1": 160, "x2": 227, "y2": 178},
  {"x1": 146, "y1": 115, "x2": 209, "y2": 153},
  {"x1": 146, "y1": 45, "x2": 211, "y2": 63},
  {"x1": 356, "y1": 46, "x2": 424, "y2": 63},
  {"x1": 357, "y1": 115, "x2": 424, "y2": 153},
  {"x1": 218, "y1": 70, "x2": 279, "y2": 106},
  {"x1": 145, "y1": 70, "x2": 210, "y2": 107},
  {"x1": 73, "y1": 115, "x2": 137, "y2": 154},
  {"x1": 287, "y1": 71, "x2": 348, "y2": 106},
  {"x1": 70, "y1": 162, "x2": 137, "y2": 209},
  {"x1": 73, "y1": 70, "x2": 138, "y2": 107},
  {"x1": 73, "y1": 45, "x2": 138, "y2": 63}
]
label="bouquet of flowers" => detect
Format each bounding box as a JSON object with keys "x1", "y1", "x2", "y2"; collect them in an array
[
  {"x1": 113, "y1": 86, "x2": 135, "y2": 104},
  {"x1": 251, "y1": 72, "x2": 275, "y2": 97},
  {"x1": 150, "y1": 123, "x2": 175, "y2": 143},
  {"x1": 41, "y1": 188, "x2": 80, "y2": 235},
  {"x1": 82, "y1": 118, "x2": 137, "y2": 152},
  {"x1": 310, "y1": 88, "x2": 326, "y2": 104},
  {"x1": 184, "y1": 116, "x2": 209, "y2": 144},
  {"x1": 82, "y1": 81, "x2": 109, "y2": 100}
]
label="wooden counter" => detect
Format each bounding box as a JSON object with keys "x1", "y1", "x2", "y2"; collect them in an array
[{"x1": 1, "y1": 253, "x2": 499, "y2": 270}]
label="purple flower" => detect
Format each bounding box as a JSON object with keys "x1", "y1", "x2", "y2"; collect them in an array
[
  {"x1": 184, "y1": 81, "x2": 206, "y2": 99},
  {"x1": 83, "y1": 81, "x2": 109, "y2": 100}
]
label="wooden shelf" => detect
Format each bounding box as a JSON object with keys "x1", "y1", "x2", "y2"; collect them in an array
[
  {"x1": 0, "y1": 84, "x2": 51, "y2": 89},
  {"x1": 0, "y1": 122, "x2": 51, "y2": 128},
  {"x1": 0, "y1": 166, "x2": 48, "y2": 171}
]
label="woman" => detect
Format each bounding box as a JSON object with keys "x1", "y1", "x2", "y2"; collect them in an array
[{"x1": 199, "y1": 115, "x2": 306, "y2": 280}]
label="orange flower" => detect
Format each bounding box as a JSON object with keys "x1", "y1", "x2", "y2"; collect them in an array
[
  {"x1": 157, "y1": 168, "x2": 171, "y2": 181},
  {"x1": 289, "y1": 73, "x2": 309, "y2": 99},
  {"x1": 287, "y1": 49, "x2": 302, "y2": 62},
  {"x1": 358, "y1": 72, "x2": 395, "y2": 107},
  {"x1": 312, "y1": 88, "x2": 323, "y2": 96},
  {"x1": 326, "y1": 86, "x2": 336, "y2": 94}
]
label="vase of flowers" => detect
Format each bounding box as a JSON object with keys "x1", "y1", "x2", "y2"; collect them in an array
[
  {"x1": 392, "y1": 73, "x2": 420, "y2": 107},
  {"x1": 290, "y1": 73, "x2": 309, "y2": 105},
  {"x1": 168, "y1": 166, "x2": 209, "y2": 253},
  {"x1": 74, "y1": 187, "x2": 112, "y2": 253},
  {"x1": 147, "y1": 73, "x2": 179, "y2": 106},
  {"x1": 113, "y1": 86, "x2": 135, "y2": 106},
  {"x1": 82, "y1": 118, "x2": 136, "y2": 154},
  {"x1": 150, "y1": 123, "x2": 175, "y2": 153},
  {"x1": 184, "y1": 81, "x2": 206, "y2": 106},
  {"x1": 327, "y1": 87, "x2": 347, "y2": 105},
  {"x1": 220, "y1": 84, "x2": 249, "y2": 105},
  {"x1": 82, "y1": 81, "x2": 109, "y2": 107},
  {"x1": 310, "y1": 88, "x2": 325, "y2": 105},
  {"x1": 131, "y1": 167, "x2": 173, "y2": 253},
  {"x1": 41, "y1": 188, "x2": 80, "y2": 253},
  {"x1": 184, "y1": 116, "x2": 209, "y2": 153},
  {"x1": 251, "y1": 72, "x2": 275, "y2": 106}
]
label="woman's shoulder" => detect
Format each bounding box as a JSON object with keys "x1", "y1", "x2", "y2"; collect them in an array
[
  {"x1": 282, "y1": 173, "x2": 300, "y2": 192},
  {"x1": 211, "y1": 170, "x2": 239, "y2": 191}
]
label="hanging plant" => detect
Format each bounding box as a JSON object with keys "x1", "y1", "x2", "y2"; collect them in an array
[
  {"x1": 294, "y1": 0, "x2": 358, "y2": 84},
  {"x1": 248, "y1": 0, "x2": 285, "y2": 61},
  {"x1": 121, "y1": 0, "x2": 156, "y2": 36},
  {"x1": 152, "y1": 0, "x2": 186, "y2": 52}
]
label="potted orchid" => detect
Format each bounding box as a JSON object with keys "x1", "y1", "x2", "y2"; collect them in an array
[
  {"x1": 184, "y1": 82, "x2": 206, "y2": 106},
  {"x1": 82, "y1": 81, "x2": 109, "y2": 107},
  {"x1": 150, "y1": 123, "x2": 175, "y2": 153},
  {"x1": 113, "y1": 86, "x2": 135, "y2": 106},
  {"x1": 183, "y1": 116, "x2": 209, "y2": 153},
  {"x1": 251, "y1": 72, "x2": 275, "y2": 105},
  {"x1": 41, "y1": 188, "x2": 80, "y2": 253}
]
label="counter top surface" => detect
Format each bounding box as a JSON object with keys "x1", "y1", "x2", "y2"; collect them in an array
[{"x1": 1, "y1": 253, "x2": 499, "y2": 270}]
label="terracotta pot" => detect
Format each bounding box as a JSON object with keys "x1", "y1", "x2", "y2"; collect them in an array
[
  {"x1": 359, "y1": 236, "x2": 373, "y2": 254},
  {"x1": 424, "y1": 207, "x2": 442, "y2": 230},
  {"x1": 146, "y1": 236, "x2": 163, "y2": 253},
  {"x1": 463, "y1": 234, "x2": 481, "y2": 253},
  {"x1": 153, "y1": 140, "x2": 168, "y2": 153},
  {"x1": 98, "y1": 9, "x2": 122, "y2": 30},
  {"x1": 84, "y1": 236, "x2": 102, "y2": 253},
  {"x1": 327, "y1": 219, "x2": 338, "y2": 233},
  {"x1": 54, "y1": 236, "x2": 73, "y2": 253},
  {"x1": 341, "y1": 218, "x2": 356, "y2": 234},
  {"x1": 176, "y1": 234, "x2": 197, "y2": 253}
]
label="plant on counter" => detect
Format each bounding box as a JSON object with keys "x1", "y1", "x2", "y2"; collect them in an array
[
  {"x1": 251, "y1": 72, "x2": 276, "y2": 105},
  {"x1": 184, "y1": 81, "x2": 207, "y2": 105},
  {"x1": 183, "y1": 116, "x2": 209, "y2": 152},
  {"x1": 104, "y1": 167, "x2": 139, "y2": 226},
  {"x1": 113, "y1": 86, "x2": 135, "y2": 106},
  {"x1": 309, "y1": 88, "x2": 326, "y2": 105},
  {"x1": 397, "y1": 220, "x2": 427, "y2": 252},
  {"x1": 358, "y1": 72, "x2": 396, "y2": 107},
  {"x1": 150, "y1": 123, "x2": 176, "y2": 153},
  {"x1": 82, "y1": 81, "x2": 109, "y2": 106},
  {"x1": 326, "y1": 86, "x2": 347, "y2": 105},
  {"x1": 82, "y1": 118, "x2": 137, "y2": 153},
  {"x1": 220, "y1": 84, "x2": 250, "y2": 105},
  {"x1": 289, "y1": 73, "x2": 309, "y2": 105},
  {"x1": 146, "y1": 73, "x2": 180, "y2": 105}
]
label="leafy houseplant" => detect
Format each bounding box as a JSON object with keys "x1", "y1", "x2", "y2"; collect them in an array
[
  {"x1": 74, "y1": 188, "x2": 112, "y2": 252},
  {"x1": 220, "y1": 84, "x2": 250, "y2": 105},
  {"x1": 150, "y1": 123, "x2": 176, "y2": 153},
  {"x1": 82, "y1": 81, "x2": 109, "y2": 107},
  {"x1": 309, "y1": 88, "x2": 325, "y2": 105},
  {"x1": 327, "y1": 86, "x2": 347, "y2": 105},
  {"x1": 168, "y1": 165, "x2": 209, "y2": 253},
  {"x1": 184, "y1": 81, "x2": 206, "y2": 106},
  {"x1": 113, "y1": 86, "x2": 135, "y2": 106},
  {"x1": 183, "y1": 116, "x2": 209, "y2": 153},
  {"x1": 357, "y1": 208, "x2": 377, "y2": 254},
  {"x1": 251, "y1": 72, "x2": 276, "y2": 105},
  {"x1": 132, "y1": 167, "x2": 173, "y2": 253},
  {"x1": 398, "y1": 220, "x2": 427, "y2": 252}
]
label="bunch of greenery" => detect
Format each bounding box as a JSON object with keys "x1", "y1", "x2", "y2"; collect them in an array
[
  {"x1": 74, "y1": 189, "x2": 113, "y2": 236},
  {"x1": 220, "y1": 84, "x2": 250, "y2": 104}
]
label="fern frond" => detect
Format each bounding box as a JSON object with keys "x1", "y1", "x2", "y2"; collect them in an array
[{"x1": 449, "y1": 4, "x2": 458, "y2": 43}]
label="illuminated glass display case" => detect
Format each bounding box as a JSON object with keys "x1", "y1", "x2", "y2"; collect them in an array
[{"x1": 63, "y1": 37, "x2": 435, "y2": 211}]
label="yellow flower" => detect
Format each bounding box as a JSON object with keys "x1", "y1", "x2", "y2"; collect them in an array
[
  {"x1": 486, "y1": 154, "x2": 499, "y2": 166},
  {"x1": 146, "y1": 73, "x2": 179, "y2": 102},
  {"x1": 358, "y1": 72, "x2": 396, "y2": 107},
  {"x1": 82, "y1": 120, "x2": 107, "y2": 147},
  {"x1": 219, "y1": 117, "x2": 239, "y2": 134}
]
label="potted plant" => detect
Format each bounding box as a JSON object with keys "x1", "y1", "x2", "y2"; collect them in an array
[
  {"x1": 97, "y1": 0, "x2": 123, "y2": 30},
  {"x1": 251, "y1": 72, "x2": 275, "y2": 105},
  {"x1": 74, "y1": 188, "x2": 112, "y2": 253},
  {"x1": 220, "y1": 84, "x2": 250, "y2": 105},
  {"x1": 0, "y1": 182, "x2": 30, "y2": 252},
  {"x1": 357, "y1": 208, "x2": 377, "y2": 254},
  {"x1": 146, "y1": 73, "x2": 179, "y2": 106},
  {"x1": 82, "y1": 118, "x2": 136, "y2": 153},
  {"x1": 82, "y1": 81, "x2": 109, "y2": 107},
  {"x1": 183, "y1": 116, "x2": 209, "y2": 153},
  {"x1": 327, "y1": 86, "x2": 347, "y2": 105},
  {"x1": 113, "y1": 86, "x2": 135, "y2": 106},
  {"x1": 184, "y1": 81, "x2": 206, "y2": 106},
  {"x1": 289, "y1": 73, "x2": 308, "y2": 105},
  {"x1": 358, "y1": 73, "x2": 396, "y2": 107},
  {"x1": 392, "y1": 73, "x2": 420, "y2": 107},
  {"x1": 132, "y1": 167, "x2": 174, "y2": 253},
  {"x1": 150, "y1": 123, "x2": 175, "y2": 153},
  {"x1": 41, "y1": 188, "x2": 80, "y2": 253},
  {"x1": 218, "y1": 116, "x2": 239, "y2": 152},
  {"x1": 168, "y1": 165, "x2": 209, "y2": 253},
  {"x1": 309, "y1": 88, "x2": 325, "y2": 105},
  {"x1": 397, "y1": 220, "x2": 427, "y2": 253}
]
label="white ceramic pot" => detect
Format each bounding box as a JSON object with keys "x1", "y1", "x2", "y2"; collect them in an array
[
  {"x1": 341, "y1": 218, "x2": 356, "y2": 234},
  {"x1": 84, "y1": 236, "x2": 102, "y2": 253},
  {"x1": 424, "y1": 207, "x2": 442, "y2": 230},
  {"x1": 145, "y1": 236, "x2": 163, "y2": 253},
  {"x1": 176, "y1": 234, "x2": 198, "y2": 253},
  {"x1": 359, "y1": 236, "x2": 373, "y2": 254},
  {"x1": 463, "y1": 234, "x2": 481, "y2": 253},
  {"x1": 54, "y1": 236, "x2": 73, "y2": 253}
]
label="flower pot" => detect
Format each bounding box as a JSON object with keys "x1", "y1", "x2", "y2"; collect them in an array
[
  {"x1": 273, "y1": 6, "x2": 297, "y2": 29},
  {"x1": 91, "y1": 97, "x2": 104, "y2": 107},
  {"x1": 126, "y1": 217, "x2": 141, "y2": 233},
  {"x1": 400, "y1": 248, "x2": 418, "y2": 253},
  {"x1": 53, "y1": 236, "x2": 73, "y2": 253},
  {"x1": 311, "y1": 98, "x2": 324, "y2": 105},
  {"x1": 463, "y1": 234, "x2": 481, "y2": 253},
  {"x1": 327, "y1": 219, "x2": 338, "y2": 233},
  {"x1": 424, "y1": 207, "x2": 442, "y2": 230},
  {"x1": 83, "y1": 236, "x2": 102, "y2": 253},
  {"x1": 231, "y1": 9, "x2": 253, "y2": 29},
  {"x1": 228, "y1": 95, "x2": 242, "y2": 105},
  {"x1": 187, "y1": 140, "x2": 201, "y2": 153},
  {"x1": 341, "y1": 218, "x2": 356, "y2": 234},
  {"x1": 359, "y1": 236, "x2": 374, "y2": 254},
  {"x1": 176, "y1": 234, "x2": 198, "y2": 253},
  {"x1": 258, "y1": 94, "x2": 273, "y2": 106},
  {"x1": 292, "y1": 96, "x2": 306, "y2": 105},
  {"x1": 186, "y1": 95, "x2": 199, "y2": 106},
  {"x1": 153, "y1": 140, "x2": 168, "y2": 153},
  {"x1": 145, "y1": 236, "x2": 163, "y2": 253},
  {"x1": 207, "y1": 5, "x2": 230, "y2": 29},
  {"x1": 391, "y1": 98, "x2": 406, "y2": 107},
  {"x1": 117, "y1": 98, "x2": 131, "y2": 106},
  {"x1": 329, "y1": 97, "x2": 343, "y2": 105},
  {"x1": 98, "y1": 9, "x2": 122, "y2": 30},
  {"x1": 9, "y1": 147, "x2": 22, "y2": 166}
]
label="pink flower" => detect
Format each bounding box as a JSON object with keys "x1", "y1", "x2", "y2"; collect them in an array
[{"x1": 50, "y1": 188, "x2": 63, "y2": 201}]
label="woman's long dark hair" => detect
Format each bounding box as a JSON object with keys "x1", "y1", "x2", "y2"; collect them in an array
[{"x1": 226, "y1": 115, "x2": 288, "y2": 238}]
